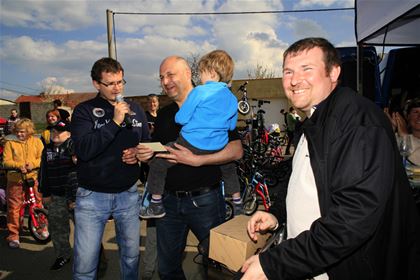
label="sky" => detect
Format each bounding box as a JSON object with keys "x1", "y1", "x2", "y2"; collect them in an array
[{"x1": 0, "y1": 0, "x2": 355, "y2": 100}]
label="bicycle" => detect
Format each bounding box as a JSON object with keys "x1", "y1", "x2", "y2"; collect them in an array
[
  {"x1": 20, "y1": 174, "x2": 50, "y2": 244},
  {"x1": 4, "y1": 169, "x2": 51, "y2": 244},
  {"x1": 240, "y1": 171, "x2": 272, "y2": 216},
  {"x1": 237, "y1": 81, "x2": 250, "y2": 115}
]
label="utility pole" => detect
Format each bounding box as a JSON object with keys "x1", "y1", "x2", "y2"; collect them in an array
[{"x1": 106, "y1": 9, "x2": 116, "y2": 59}]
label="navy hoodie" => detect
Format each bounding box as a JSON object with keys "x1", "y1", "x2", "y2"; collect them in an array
[{"x1": 71, "y1": 93, "x2": 150, "y2": 193}]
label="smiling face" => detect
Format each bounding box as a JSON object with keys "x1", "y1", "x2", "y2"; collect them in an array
[
  {"x1": 147, "y1": 96, "x2": 159, "y2": 113},
  {"x1": 93, "y1": 70, "x2": 124, "y2": 104},
  {"x1": 282, "y1": 47, "x2": 340, "y2": 116},
  {"x1": 159, "y1": 56, "x2": 193, "y2": 105},
  {"x1": 16, "y1": 128, "x2": 28, "y2": 141},
  {"x1": 47, "y1": 113, "x2": 59, "y2": 125}
]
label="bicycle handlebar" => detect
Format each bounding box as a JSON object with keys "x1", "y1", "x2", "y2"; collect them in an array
[{"x1": 238, "y1": 81, "x2": 248, "y2": 91}]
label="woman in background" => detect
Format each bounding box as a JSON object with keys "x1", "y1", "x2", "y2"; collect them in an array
[{"x1": 40, "y1": 109, "x2": 61, "y2": 146}]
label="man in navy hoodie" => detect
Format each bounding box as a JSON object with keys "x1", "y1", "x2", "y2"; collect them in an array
[{"x1": 71, "y1": 57, "x2": 150, "y2": 280}]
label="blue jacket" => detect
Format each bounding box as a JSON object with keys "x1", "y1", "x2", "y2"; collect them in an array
[
  {"x1": 71, "y1": 93, "x2": 150, "y2": 193},
  {"x1": 175, "y1": 81, "x2": 238, "y2": 150}
]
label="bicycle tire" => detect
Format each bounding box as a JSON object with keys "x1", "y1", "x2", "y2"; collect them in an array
[
  {"x1": 225, "y1": 200, "x2": 234, "y2": 221},
  {"x1": 238, "y1": 101, "x2": 250, "y2": 115},
  {"x1": 252, "y1": 141, "x2": 267, "y2": 155},
  {"x1": 279, "y1": 136, "x2": 288, "y2": 146},
  {"x1": 243, "y1": 198, "x2": 258, "y2": 216},
  {"x1": 28, "y1": 208, "x2": 51, "y2": 244}
]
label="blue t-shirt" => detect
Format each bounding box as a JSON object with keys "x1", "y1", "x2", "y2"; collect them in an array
[{"x1": 175, "y1": 81, "x2": 238, "y2": 150}]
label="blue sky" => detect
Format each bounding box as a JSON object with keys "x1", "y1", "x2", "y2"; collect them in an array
[{"x1": 0, "y1": 0, "x2": 355, "y2": 100}]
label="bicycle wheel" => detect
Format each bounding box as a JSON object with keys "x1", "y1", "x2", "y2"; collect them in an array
[
  {"x1": 225, "y1": 200, "x2": 234, "y2": 221},
  {"x1": 238, "y1": 101, "x2": 250, "y2": 115},
  {"x1": 28, "y1": 208, "x2": 51, "y2": 244},
  {"x1": 243, "y1": 198, "x2": 258, "y2": 216},
  {"x1": 252, "y1": 141, "x2": 267, "y2": 155},
  {"x1": 279, "y1": 136, "x2": 287, "y2": 146}
]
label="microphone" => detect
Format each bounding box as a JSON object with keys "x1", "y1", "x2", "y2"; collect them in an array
[{"x1": 115, "y1": 94, "x2": 133, "y2": 127}]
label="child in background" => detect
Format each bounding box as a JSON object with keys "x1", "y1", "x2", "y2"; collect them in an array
[
  {"x1": 140, "y1": 49, "x2": 242, "y2": 219},
  {"x1": 39, "y1": 120, "x2": 77, "y2": 270}
]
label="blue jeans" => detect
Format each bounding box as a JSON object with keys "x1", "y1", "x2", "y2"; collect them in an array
[
  {"x1": 156, "y1": 187, "x2": 225, "y2": 280},
  {"x1": 73, "y1": 185, "x2": 140, "y2": 280}
]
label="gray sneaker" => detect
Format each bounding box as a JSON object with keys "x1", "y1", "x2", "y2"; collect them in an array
[
  {"x1": 234, "y1": 203, "x2": 244, "y2": 216},
  {"x1": 139, "y1": 202, "x2": 166, "y2": 219}
]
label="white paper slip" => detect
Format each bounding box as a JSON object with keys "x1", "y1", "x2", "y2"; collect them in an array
[{"x1": 141, "y1": 142, "x2": 167, "y2": 152}]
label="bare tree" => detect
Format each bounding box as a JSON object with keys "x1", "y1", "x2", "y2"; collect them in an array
[
  {"x1": 247, "y1": 63, "x2": 277, "y2": 79},
  {"x1": 187, "y1": 52, "x2": 201, "y2": 86}
]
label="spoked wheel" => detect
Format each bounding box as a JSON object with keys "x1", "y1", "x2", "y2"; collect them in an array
[
  {"x1": 225, "y1": 200, "x2": 234, "y2": 221},
  {"x1": 238, "y1": 101, "x2": 250, "y2": 115},
  {"x1": 29, "y1": 208, "x2": 51, "y2": 244},
  {"x1": 243, "y1": 198, "x2": 258, "y2": 216},
  {"x1": 279, "y1": 136, "x2": 288, "y2": 146},
  {"x1": 252, "y1": 141, "x2": 267, "y2": 155}
]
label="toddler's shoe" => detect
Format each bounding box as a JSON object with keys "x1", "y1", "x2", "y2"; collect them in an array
[
  {"x1": 234, "y1": 202, "x2": 244, "y2": 216},
  {"x1": 139, "y1": 201, "x2": 166, "y2": 219}
]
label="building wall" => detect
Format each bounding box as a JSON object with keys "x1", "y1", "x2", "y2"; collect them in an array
[{"x1": 0, "y1": 105, "x2": 19, "y2": 119}]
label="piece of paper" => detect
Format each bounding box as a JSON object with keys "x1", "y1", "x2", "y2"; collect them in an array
[{"x1": 141, "y1": 142, "x2": 167, "y2": 152}]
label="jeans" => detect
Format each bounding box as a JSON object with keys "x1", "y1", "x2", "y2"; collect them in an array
[
  {"x1": 73, "y1": 185, "x2": 140, "y2": 280},
  {"x1": 156, "y1": 187, "x2": 225, "y2": 280}
]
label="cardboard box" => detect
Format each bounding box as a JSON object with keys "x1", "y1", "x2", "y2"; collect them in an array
[{"x1": 209, "y1": 215, "x2": 270, "y2": 271}]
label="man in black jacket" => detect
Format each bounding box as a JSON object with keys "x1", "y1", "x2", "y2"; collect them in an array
[
  {"x1": 71, "y1": 57, "x2": 150, "y2": 280},
  {"x1": 242, "y1": 38, "x2": 420, "y2": 280}
]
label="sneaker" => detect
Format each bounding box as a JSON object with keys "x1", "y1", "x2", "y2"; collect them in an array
[
  {"x1": 50, "y1": 257, "x2": 70, "y2": 271},
  {"x1": 8, "y1": 240, "x2": 20, "y2": 249},
  {"x1": 139, "y1": 202, "x2": 166, "y2": 219},
  {"x1": 234, "y1": 203, "x2": 244, "y2": 216}
]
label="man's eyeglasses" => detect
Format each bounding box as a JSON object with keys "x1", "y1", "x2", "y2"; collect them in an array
[{"x1": 98, "y1": 79, "x2": 126, "y2": 88}]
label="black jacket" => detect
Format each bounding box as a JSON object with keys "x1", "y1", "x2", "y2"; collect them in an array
[
  {"x1": 71, "y1": 94, "x2": 150, "y2": 193},
  {"x1": 261, "y1": 87, "x2": 420, "y2": 280},
  {"x1": 39, "y1": 138, "x2": 77, "y2": 199}
]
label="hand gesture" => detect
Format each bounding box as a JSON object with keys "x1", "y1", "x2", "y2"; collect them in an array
[
  {"x1": 247, "y1": 211, "x2": 278, "y2": 241},
  {"x1": 122, "y1": 147, "x2": 138, "y2": 165},
  {"x1": 136, "y1": 144, "x2": 155, "y2": 162},
  {"x1": 240, "y1": 255, "x2": 268, "y2": 280},
  {"x1": 25, "y1": 162, "x2": 33, "y2": 171},
  {"x1": 155, "y1": 143, "x2": 201, "y2": 166},
  {"x1": 113, "y1": 101, "x2": 130, "y2": 125}
]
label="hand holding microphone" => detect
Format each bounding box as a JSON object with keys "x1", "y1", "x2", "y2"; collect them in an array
[{"x1": 114, "y1": 94, "x2": 133, "y2": 127}]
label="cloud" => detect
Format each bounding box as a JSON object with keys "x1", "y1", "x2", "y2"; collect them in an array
[
  {"x1": 286, "y1": 18, "x2": 328, "y2": 39},
  {"x1": 294, "y1": 0, "x2": 354, "y2": 9},
  {"x1": 0, "y1": 0, "x2": 357, "y2": 97},
  {"x1": 0, "y1": 0, "x2": 93, "y2": 30},
  {"x1": 1, "y1": 89, "x2": 24, "y2": 101},
  {"x1": 38, "y1": 77, "x2": 75, "y2": 95}
]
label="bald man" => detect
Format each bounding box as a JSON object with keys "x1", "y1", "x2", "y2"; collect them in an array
[{"x1": 137, "y1": 56, "x2": 243, "y2": 279}]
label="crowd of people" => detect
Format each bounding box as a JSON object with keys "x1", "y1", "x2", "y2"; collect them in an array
[{"x1": 0, "y1": 37, "x2": 419, "y2": 280}]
